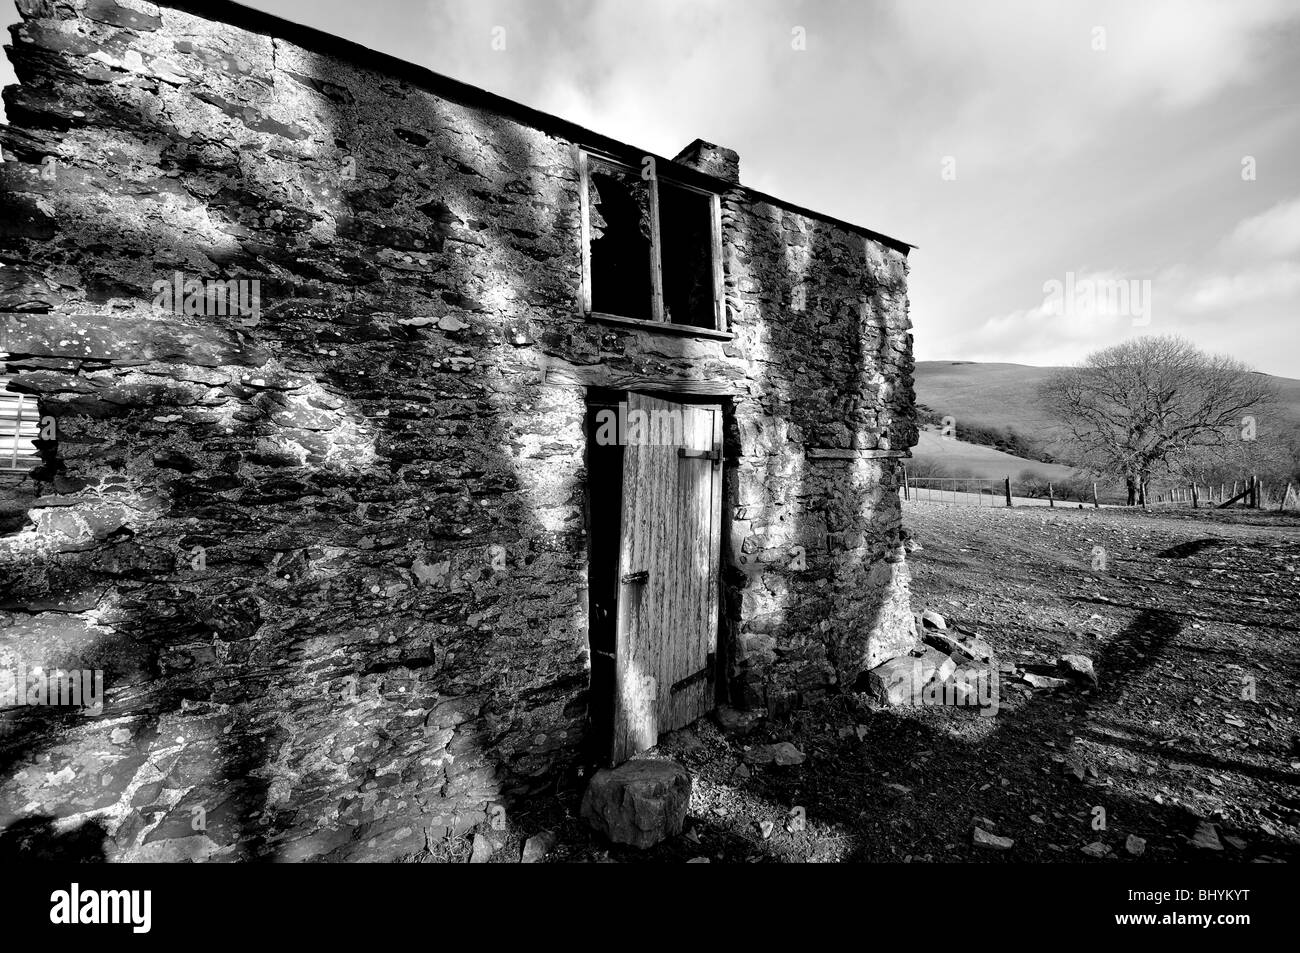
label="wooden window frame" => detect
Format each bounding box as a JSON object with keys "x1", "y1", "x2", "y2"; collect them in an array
[
  {"x1": 0, "y1": 378, "x2": 38, "y2": 473},
  {"x1": 577, "y1": 147, "x2": 729, "y2": 340}
]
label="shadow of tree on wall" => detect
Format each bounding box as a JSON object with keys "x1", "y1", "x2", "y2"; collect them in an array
[
  {"x1": 0, "y1": 3, "x2": 919, "y2": 863},
  {"x1": 725, "y1": 200, "x2": 910, "y2": 715},
  {"x1": 0, "y1": 8, "x2": 592, "y2": 861}
]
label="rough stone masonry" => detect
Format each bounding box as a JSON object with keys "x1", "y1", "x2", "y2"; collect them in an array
[{"x1": 0, "y1": 0, "x2": 918, "y2": 860}]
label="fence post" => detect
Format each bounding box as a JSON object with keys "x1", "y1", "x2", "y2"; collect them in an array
[
  {"x1": 1047, "y1": 482, "x2": 1054, "y2": 507},
  {"x1": 1252, "y1": 473, "x2": 1259, "y2": 508},
  {"x1": 1004, "y1": 476, "x2": 1012, "y2": 508},
  {"x1": 1092, "y1": 481, "x2": 1099, "y2": 508},
  {"x1": 1192, "y1": 483, "x2": 1199, "y2": 509},
  {"x1": 902, "y1": 464, "x2": 909, "y2": 501}
]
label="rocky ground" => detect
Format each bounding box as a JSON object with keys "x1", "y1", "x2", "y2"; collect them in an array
[{"x1": 436, "y1": 501, "x2": 1300, "y2": 863}]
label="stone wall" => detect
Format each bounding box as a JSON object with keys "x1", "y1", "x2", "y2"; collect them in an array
[{"x1": 0, "y1": 0, "x2": 917, "y2": 860}]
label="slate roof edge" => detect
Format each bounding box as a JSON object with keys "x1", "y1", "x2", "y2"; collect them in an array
[{"x1": 155, "y1": 0, "x2": 916, "y2": 254}]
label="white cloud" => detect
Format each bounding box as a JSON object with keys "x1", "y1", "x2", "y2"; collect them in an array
[
  {"x1": 965, "y1": 198, "x2": 1300, "y2": 372},
  {"x1": 1218, "y1": 196, "x2": 1300, "y2": 260},
  {"x1": 1175, "y1": 261, "x2": 1300, "y2": 314},
  {"x1": 884, "y1": 0, "x2": 1300, "y2": 171},
  {"x1": 959, "y1": 270, "x2": 1155, "y2": 365}
]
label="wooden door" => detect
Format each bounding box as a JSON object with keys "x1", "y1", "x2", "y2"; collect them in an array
[{"x1": 612, "y1": 393, "x2": 724, "y2": 763}]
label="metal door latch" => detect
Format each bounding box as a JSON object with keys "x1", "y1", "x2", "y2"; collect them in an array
[
  {"x1": 677, "y1": 442, "x2": 722, "y2": 468},
  {"x1": 620, "y1": 570, "x2": 649, "y2": 585}
]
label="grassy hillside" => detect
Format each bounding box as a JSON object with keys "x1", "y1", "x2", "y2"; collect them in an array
[
  {"x1": 909, "y1": 429, "x2": 1080, "y2": 482},
  {"x1": 914, "y1": 361, "x2": 1300, "y2": 456},
  {"x1": 914, "y1": 362, "x2": 1060, "y2": 436}
]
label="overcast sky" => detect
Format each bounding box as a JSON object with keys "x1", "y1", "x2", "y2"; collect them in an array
[{"x1": 2, "y1": 0, "x2": 1297, "y2": 376}]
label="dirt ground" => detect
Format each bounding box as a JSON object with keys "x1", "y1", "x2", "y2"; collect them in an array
[{"x1": 432, "y1": 502, "x2": 1300, "y2": 863}]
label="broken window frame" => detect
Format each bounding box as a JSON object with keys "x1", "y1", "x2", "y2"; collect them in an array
[
  {"x1": 0, "y1": 377, "x2": 39, "y2": 472},
  {"x1": 577, "y1": 148, "x2": 728, "y2": 338}
]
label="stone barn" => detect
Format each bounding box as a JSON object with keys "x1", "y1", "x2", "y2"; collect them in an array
[{"x1": 0, "y1": 0, "x2": 918, "y2": 860}]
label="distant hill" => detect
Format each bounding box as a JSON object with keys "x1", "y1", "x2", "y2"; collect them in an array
[
  {"x1": 914, "y1": 360, "x2": 1300, "y2": 456},
  {"x1": 914, "y1": 362, "x2": 1060, "y2": 436},
  {"x1": 910, "y1": 428, "x2": 1080, "y2": 482}
]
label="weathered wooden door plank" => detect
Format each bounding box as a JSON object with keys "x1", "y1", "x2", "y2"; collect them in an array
[{"x1": 611, "y1": 394, "x2": 723, "y2": 763}]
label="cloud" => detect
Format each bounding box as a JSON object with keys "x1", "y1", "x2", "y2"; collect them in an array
[
  {"x1": 885, "y1": 0, "x2": 1300, "y2": 171},
  {"x1": 1218, "y1": 196, "x2": 1300, "y2": 260},
  {"x1": 959, "y1": 270, "x2": 1154, "y2": 365},
  {"x1": 1176, "y1": 261, "x2": 1300, "y2": 314},
  {"x1": 966, "y1": 198, "x2": 1300, "y2": 370}
]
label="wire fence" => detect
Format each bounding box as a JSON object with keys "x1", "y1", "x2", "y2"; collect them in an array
[
  {"x1": 903, "y1": 470, "x2": 1291, "y2": 511},
  {"x1": 902, "y1": 476, "x2": 1008, "y2": 506}
]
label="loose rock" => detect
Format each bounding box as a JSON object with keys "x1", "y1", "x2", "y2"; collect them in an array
[
  {"x1": 863, "y1": 646, "x2": 952, "y2": 706},
  {"x1": 469, "y1": 833, "x2": 493, "y2": 863},
  {"x1": 580, "y1": 759, "x2": 692, "y2": 849},
  {"x1": 1022, "y1": 673, "x2": 1070, "y2": 690},
  {"x1": 744, "y1": 741, "x2": 806, "y2": 766},
  {"x1": 714, "y1": 705, "x2": 764, "y2": 737},
  {"x1": 973, "y1": 826, "x2": 1014, "y2": 850},
  {"x1": 920, "y1": 610, "x2": 947, "y2": 630},
  {"x1": 1191, "y1": 821, "x2": 1223, "y2": 850},
  {"x1": 521, "y1": 831, "x2": 555, "y2": 863},
  {"x1": 1058, "y1": 654, "x2": 1098, "y2": 687},
  {"x1": 923, "y1": 630, "x2": 996, "y2": 664}
]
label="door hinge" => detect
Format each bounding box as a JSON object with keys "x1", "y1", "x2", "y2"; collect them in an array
[
  {"x1": 670, "y1": 651, "x2": 716, "y2": 694},
  {"x1": 678, "y1": 442, "x2": 722, "y2": 468}
]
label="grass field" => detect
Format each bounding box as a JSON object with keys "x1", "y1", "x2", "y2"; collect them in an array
[
  {"x1": 906, "y1": 427, "x2": 1135, "y2": 502},
  {"x1": 914, "y1": 362, "x2": 1063, "y2": 436},
  {"x1": 910, "y1": 428, "x2": 1080, "y2": 482},
  {"x1": 912, "y1": 361, "x2": 1300, "y2": 502}
]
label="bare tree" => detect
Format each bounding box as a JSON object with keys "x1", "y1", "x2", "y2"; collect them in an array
[
  {"x1": 1167, "y1": 431, "x2": 1295, "y2": 492},
  {"x1": 1040, "y1": 336, "x2": 1276, "y2": 506}
]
